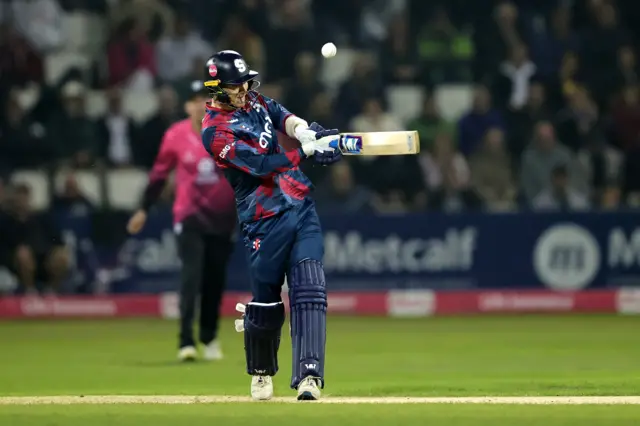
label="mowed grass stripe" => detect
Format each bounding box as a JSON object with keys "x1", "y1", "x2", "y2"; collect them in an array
[{"x1": 1, "y1": 396, "x2": 640, "y2": 405}]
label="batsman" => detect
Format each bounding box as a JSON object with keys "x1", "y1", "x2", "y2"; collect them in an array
[{"x1": 201, "y1": 50, "x2": 342, "y2": 401}]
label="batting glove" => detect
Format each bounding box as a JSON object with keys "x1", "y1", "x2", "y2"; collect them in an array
[
  {"x1": 296, "y1": 122, "x2": 340, "y2": 157},
  {"x1": 313, "y1": 147, "x2": 343, "y2": 165}
]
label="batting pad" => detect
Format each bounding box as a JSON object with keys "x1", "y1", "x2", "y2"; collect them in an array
[
  {"x1": 288, "y1": 259, "x2": 327, "y2": 389},
  {"x1": 243, "y1": 302, "x2": 285, "y2": 376}
]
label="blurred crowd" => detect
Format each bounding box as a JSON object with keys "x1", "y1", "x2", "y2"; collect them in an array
[{"x1": 1, "y1": 0, "x2": 640, "y2": 217}]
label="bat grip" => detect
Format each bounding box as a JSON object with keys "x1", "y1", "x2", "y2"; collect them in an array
[
  {"x1": 337, "y1": 135, "x2": 362, "y2": 154},
  {"x1": 330, "y1": 136, "x2": 346, "y2": 153}
]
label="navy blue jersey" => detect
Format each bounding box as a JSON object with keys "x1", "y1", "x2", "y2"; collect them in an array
[{"x1": 202, "y1": 94, "x2": 313, "y2": 225}]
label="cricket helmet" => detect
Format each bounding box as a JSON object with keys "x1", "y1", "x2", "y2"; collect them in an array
[{"x1": 204, "y1": 50, "x2": 260, "y2": 105}]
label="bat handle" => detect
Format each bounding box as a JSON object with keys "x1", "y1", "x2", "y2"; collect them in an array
[{"x1": 335, "y1": 135, "x2": 362, "y2": 154}]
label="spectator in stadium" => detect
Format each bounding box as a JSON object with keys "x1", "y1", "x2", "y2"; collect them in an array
[
  {"x1": 284, "y1": 52, "x2": 324, "y2": 119},
  {"x1": 472, "y1": 1, "x2": 524, "y2": 82},
  {"x1": 0, "y1": 91, "x2": 47, "y2": 169},
  {"x1": 506, "y1": 82, "x2": 551, "y2": 161},
  {"x1": 350, "y1": 97, "x2": 403, "y2": 133},
  {"x1": 155, "y1": 13, "x2": 211, "y2": 84},
  {"x1": 469, "y1": 127, "x2": 516, "y2": 211},
  {"x1": 96, "y1": 87, "x2": 139, "y2": 167},
  {"x1": 0, "y1": 183, "x2": 70, "y2": 295},
  {"x1": 359, "y1": 0, "x2": 407, "y2": 46},
  {"x1": 532, "y1": 165, "x2": 589, "y2": 211},
  {"x1": 336, "y1": 52, "x2": 384, "y2": 127},
  {"x1": 369, "y1": 188, "x2": 409, "y2": 214},
  {"x1": 0, "y1": 23, "x2": 44, "y2": 88},
  {"x1": 47, "y1": 81, "x2": 97, "y2": 168},
  {"x1": 457, "y1": 85, "x2": 504, "y2": 156},
  {"x1": 107, "y1": 18, "x2": 156, "y2": 89},
  {"x1": 306, "y1": 92, "x2": 339, "y2": 131},
  {"x1": 52, "y1": 173, "x2": 94, "y2": 216},
  {"x1": 527, "y1": 5, "x2": 581, "y2": 79},
  {"x1": 611, "y1": 84, "x2": 640, "y2": 153},
  {"x1": 226, "y1": 0, "x2": 270, "y2": 41},
  {"x1": 555, "y1": 87, "x2": 599, "y2": 152},
  {"x1": 419, "y1": 132, "x2": 479, "y2": 212},
  {"x1": 493, "y1": 44, "x2": 538, "y2": 111},
  {"x1": 415, "y1": 6, "x2": 472, "y2": 85},
  {"x1": 265, "y1": 0, "x2": 314, "y2": 83},
  {"x1": 310, "y1": 0, "x2": 362, "y2": 46},
  {"x1": 582, "y1": 2, "x2": 630, "y2": 105},
  {"x1": 576, "y1": 129, "x2": 623, "y2": 209},
  {"x1": 315, "y1": 162, "x2": 372, "y2": 214},
  {"x1": 381, "y1": 14, "x2": 420, "y2": 85},
  {"x1": 407, "y1": 93, "x2": 456, "y2": 153},
  {"x1": 581, "y1": 41, "x2": 636, "y2": 113},
  {"x1": 10, "y1": 0, "x2": 65, "y2": 52},
  {"x1": 217, "y1": 14, "x2": 265, "y2": 80},
  {"x1": 520, "y1": 120, "x2": 576, "y2": 205},
  {"x1": 367, "y1": 154, "x2": 426, "y2": 214},
  {"x1": 614, "y1": 46, "x2": 639, "y2": 93},
  {"x1": 138, "y1": 85, "x2": 179, "y2": 168},
  {"x1": 547, "y1": 51, "x2": 585, "y2": 111},
  {"x1": 109, "y1": 0, "x2": 174, "y2": 43}
]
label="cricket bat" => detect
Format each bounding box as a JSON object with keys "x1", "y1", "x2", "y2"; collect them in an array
[{"x1": 334, "y1": 131, "x2": 420, "y2": 156}]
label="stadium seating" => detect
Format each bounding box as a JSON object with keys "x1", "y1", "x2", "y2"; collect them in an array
[
  {"x1": 11, "y1": 170, "x2": 50, "y2": 210},
  {"x1": 106, "y1": 168, "x2": 148, "y2": 209},
  {"x1": 386, "y1": 85, "x2": 424, "y2": 123},
  {"x1": 434, "y1": 85, "x2": 473, "y2": 121}
]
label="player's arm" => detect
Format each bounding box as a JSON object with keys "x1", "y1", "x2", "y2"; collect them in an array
[
  {"x1": 140, "y1": 131, "x2": 177, "y2": 211},
  {"x1": 208, "y1": 127, "x2": 304, "y2": 178},
  {"x1": 261, "y1": 95, "x2": 341, "y2": 161},
  {"x1": 128, "y1": 131, "x2": 176, "y2": 234},
  {"x1": 262, "y1": 95, "x2": 314, "y2": 143}
]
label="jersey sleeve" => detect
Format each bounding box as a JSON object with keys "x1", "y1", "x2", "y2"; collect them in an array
[
  {"x1": 207, "y1": 126, "x2": 304, "y2": 178},
  {"x1": 141, "y1": 129, "x2": 176, "y2": 210},
  {"x1": 262, "y1": 95, "x2": 294, "y2": 133}
]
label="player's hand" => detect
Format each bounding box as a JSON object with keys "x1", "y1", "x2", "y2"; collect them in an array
[
  {"x1": 313, "y1": 147, "x2": 342, "y2": 165},
  {"x1": 127, "y1": 209, "x2": 147, "y2": 235},
  {"x1": 298, "y1": 122, "x2": 340, "y2": 157},
  {"x1": 295, "y1": 122, "x2": 335, "y2": 145}
]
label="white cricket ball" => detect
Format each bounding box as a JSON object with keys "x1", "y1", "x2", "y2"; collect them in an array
[{"x1": 321, "y1": 42, "x2": 337, "y2": 58}]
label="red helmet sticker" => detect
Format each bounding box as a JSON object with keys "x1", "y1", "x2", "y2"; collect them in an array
[{"x1": 208, "y1": 64, "x2": 218, "y2": 77}]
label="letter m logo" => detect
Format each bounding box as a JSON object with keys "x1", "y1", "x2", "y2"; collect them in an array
[{"x1": 548, "y1": 245, "x2": 585, "y2": 271}]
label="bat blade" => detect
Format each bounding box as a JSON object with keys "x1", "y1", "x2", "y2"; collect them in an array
[{"x1": 338, "y1": 131, "x2": 420, "y2": 156}]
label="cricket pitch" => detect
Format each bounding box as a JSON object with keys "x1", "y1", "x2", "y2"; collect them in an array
[{"x1": 1, "y1": 396, "x2": 640, "y2": 405}]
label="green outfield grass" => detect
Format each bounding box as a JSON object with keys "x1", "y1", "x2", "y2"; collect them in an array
[
  {"x1": 0, "y1": 315, "x2": 639, "y2": 425},
  {"x1": 3, "y1": 404, "x2": 640, "y2": 426}
]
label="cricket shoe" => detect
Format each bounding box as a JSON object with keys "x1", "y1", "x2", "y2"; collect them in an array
[
  {"x1": 177, "y1": 345, "x2": 197, "y2": 362},
  {"x1": 296, "y1": 376, "x2": 321, "y2": 401},
  {"x1": 251, "y1": 375, "x2": 274, "y2": 401},
  {"x1": 202, "y1": 340, "x2": 223, "y2": 361}
]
